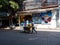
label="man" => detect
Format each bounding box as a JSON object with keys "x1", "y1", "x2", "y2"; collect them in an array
[{"x1": 31, "y1": 21, "x2": 37, "y2": 34}]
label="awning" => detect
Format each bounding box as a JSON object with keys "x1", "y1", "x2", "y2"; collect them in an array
[{"x1": 17, "y1": 7, "x2": 59, "y2": 15}]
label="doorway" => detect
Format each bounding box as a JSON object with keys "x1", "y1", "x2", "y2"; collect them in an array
[{"x1": 20, "y1": 15, "x2": 32, "y2": 26}]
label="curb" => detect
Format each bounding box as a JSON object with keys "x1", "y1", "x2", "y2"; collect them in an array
[{"x1": 0, "y1": 27, "x2": 60, "y2": 30}]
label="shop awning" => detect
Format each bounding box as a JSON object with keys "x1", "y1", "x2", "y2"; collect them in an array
[{"x1": 17, "y1": 7, "x2": 59, "y2": 15}]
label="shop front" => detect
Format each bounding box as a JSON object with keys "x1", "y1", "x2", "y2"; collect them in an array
[
  {"x1": 17, "y1": 8, "x2": 58, "y2": 29},
  {"x1": 32, "y1": 10, "x2": 57, "y2": 29},
  {"x1": 0, "y1": 12, "x2": 10, "y2": 27}
]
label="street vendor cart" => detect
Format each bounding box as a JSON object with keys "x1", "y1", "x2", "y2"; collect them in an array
[{"x1": 23, "y1": 24, "x2": 32, "y2": 33}]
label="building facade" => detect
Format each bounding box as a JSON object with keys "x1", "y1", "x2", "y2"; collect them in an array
[
  {"x1": 0, "y1": 0, "x2": 59, "y2": 29},
  {"x1": 16, "y1": 0, "x2": 60, "y2": 29}
]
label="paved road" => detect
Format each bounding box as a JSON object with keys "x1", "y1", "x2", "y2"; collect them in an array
[{"x1": 0, "y1": 29, "x2": 60, "y2": 45}]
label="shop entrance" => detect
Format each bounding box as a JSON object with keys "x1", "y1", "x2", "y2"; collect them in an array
[
  {"x1": 2, "y1": 19, "x2": 9, "y2": 27},
  {"x1": 1, "y1": 17, "x2": 9, "y2": 27},
  {"x1": 20, "y1": 15, "x2": 32, "y2": 26}
]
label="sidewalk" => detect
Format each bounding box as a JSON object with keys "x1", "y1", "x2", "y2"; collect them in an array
[{"x1": 2, "y1": 26, "x2": 60, "y2": 31}]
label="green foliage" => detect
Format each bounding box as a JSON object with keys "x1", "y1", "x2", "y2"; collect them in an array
[
  {"x1": 0, "y1": 0, "x2": 19, "y2": 12},
  {"x1": 0, "y1": 0, "x2": 9, "y2": 6},
  {"x1": 9, "y1": 1, "x2": 19, "y2": 10},
  {"x1": 0, "y1": 5, "x2": 2, "y2": 8}
]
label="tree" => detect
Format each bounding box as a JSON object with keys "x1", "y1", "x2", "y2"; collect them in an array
[
  {"x1": 0, "y1": 0, "x2": 19, "y2": 28},
  {"x1": 14, "y1": 0, "x2": 25, "y2": 11},
  {"x1": 0, "y1": 0, "x2": 19, "y2": 14},
  {"x1": 0, "y1": 0, "x2": 25, "y2": 28}
]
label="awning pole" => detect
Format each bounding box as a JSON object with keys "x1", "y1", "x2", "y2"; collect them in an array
[{"x1": 19, "y1": 15, "x2": 20, "y2": 26}]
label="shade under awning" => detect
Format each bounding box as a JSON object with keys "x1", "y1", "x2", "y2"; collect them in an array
[{"x1": 0, "y1": 12, "x2": 10, "y2": 17}]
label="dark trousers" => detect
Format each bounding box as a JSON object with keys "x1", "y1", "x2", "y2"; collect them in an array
[{"x1": 32, "y1": 27, "x2": 37, "y2": 33}]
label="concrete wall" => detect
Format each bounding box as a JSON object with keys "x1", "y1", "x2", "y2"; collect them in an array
[
  {"x1": 58, "y1": 0, "x2": 60, "y2": 4},
  {"x1": 47, "y1": 0, "x2": 57, "y2": 2},
  {"x1": 57, "y1": 9, "x2": 60, "y2": 27}
]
